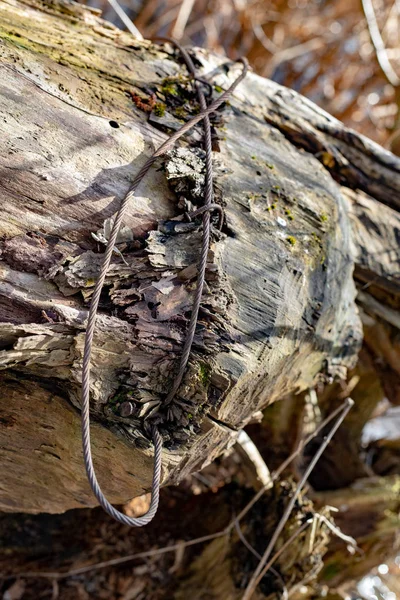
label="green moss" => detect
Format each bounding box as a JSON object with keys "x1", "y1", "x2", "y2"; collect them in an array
[
  {"x1": 161, "y1": 80, "x2": 178, "y2": 97},
  {"x1": 286, "y1": 236, "x2": 296, "y2": 246},
  {"x1": 320, "y1": 212, "x2": 328, "y2": 222},
  {"x1": 266, "y1": 163, "x2": 274, "y2": 169},
  {"x1": 251, "y1": 155, "x2": 257, "y2": 160},
  {"x1": 214, "y1": 84, "x2": 223, "y2": 93},
  {"x1": 284, "y1": 208, "x2": 294, "y2": 221},
  {"x1": 199, "y1": 363, "x2": 211, "y2": 386},
  {"x1": 308, "y1": 231, "x2": 326, "y2": 266},
  {"x1": 174, "y1": 106, "x2": 187, "y2": 119},
  {"x1": 1, "y1": 29, "x2": 42, "y2": 52},
  {"x1": 311, "y1": 231, "x2": 323, "y2": 246},
  {"x1": 247, "y1": 192, "x2": 261, "y2": 201},
  {"x1": 154, "y1": 102, "x2": 166, "y2": 117}
]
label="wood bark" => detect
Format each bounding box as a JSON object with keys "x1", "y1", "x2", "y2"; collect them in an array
[{"x1": 0, "y1": 0, "x2": 398, "y2": 558}]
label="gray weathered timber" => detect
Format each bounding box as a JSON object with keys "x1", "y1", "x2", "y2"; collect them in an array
[
  {"x1": 2, "y1": 0, "x2": 399, "y2": 514},
  {"x1": 346, "y1": 188, "x2": 400, "y2": 297}
]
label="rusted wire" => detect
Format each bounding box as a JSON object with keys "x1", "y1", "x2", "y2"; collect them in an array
[{"x1": 81, "y1": 42, "x2": 248, "y2": 526}]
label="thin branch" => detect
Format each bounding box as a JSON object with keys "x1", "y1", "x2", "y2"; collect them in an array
[
  {"x1": 269, "y1": 567, "x2": 289, "y2": 600},
  {"x1": 106, "y1": 0, "x2": 144, "y2": 40},
  {"x1": 242, "y1": 398, "x2": 354, "y2": 600},
  {"x1": 381, "y1": 0, "x2": 400, "y2": 40},
  {"x1": 236, "y1": 429, "x2": 273, "y2": 487},
  {"x1": 0, "y1": 532, "x2": 226, "y2": 581},
  {"x1": 362, "y1": 0, "x2": 400, "y2": 86},
  {"x1": 338, "y1": 375, "x2": 360, "y2": 400},
  {"x1": 251, "y1": 18, "x2": 278, "y2": 54},
  {"x1": 146, "y1": 6, "x2": 180, "y2": 37},
  {"x1": 249, "y1": 520, "x2": 312, "y2": 596},
  {"x1": 308, "y1": 511, "x2": 319, "y2": 554},
  {"x1": 270, "y1": 39, "x2": 324, "y2": 68},
  {"x1": 287, "y1": 562, "x2": 323, "y2": 598},
  {"x1": 171, "y1": 0, "x2": 196, "y2": 40},
  {"x1": 234, "y1": 519, "x2": 261, "y2": 559},
  {"x1": 315, "y1": 513, "x2": 361, "y2": 552},
  {"x1": 227, "y1": 397, "x2": 353, "y2": 533},
  {"x1": 234, "y1": 516, "x2": 289, "y2": 600}
]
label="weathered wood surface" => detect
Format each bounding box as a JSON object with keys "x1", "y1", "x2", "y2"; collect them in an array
[{"x1": 0, "y1": 0, "x2": 399, "y2": 515}]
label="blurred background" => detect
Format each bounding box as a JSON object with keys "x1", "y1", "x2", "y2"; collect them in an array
[{"x1": 83, "y1": 0, "x2": 400, "y2": 153}]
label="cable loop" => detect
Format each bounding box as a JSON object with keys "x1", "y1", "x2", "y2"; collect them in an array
[{"x1": 81, "y1": 39, "x2": 248, "y2": 526}]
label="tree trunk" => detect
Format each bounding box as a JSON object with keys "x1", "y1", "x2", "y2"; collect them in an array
[
  {"x1": 2, "y1": 0, "x2": 400, "y2": 595},
  {"x1": 0, "y1": 0, "x2": 362, "y2": 513}
]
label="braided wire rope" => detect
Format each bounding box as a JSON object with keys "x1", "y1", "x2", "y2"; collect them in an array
[
  {"x1": 155, "y1": 38, "x2": 216, "y2": 404},
  {"x1": 81, "y1": 44, "x2": 248, "y2": 526}
]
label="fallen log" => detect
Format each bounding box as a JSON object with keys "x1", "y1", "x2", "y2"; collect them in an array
[{"x1": 0, "y1": 0, "x2": 398, "y2": 537}]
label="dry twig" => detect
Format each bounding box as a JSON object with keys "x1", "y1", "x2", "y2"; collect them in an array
[
  {"x1": 227, "y1": 397, "x2": 353, "y2": 533},
  {"x1": 171, "y1": 0, "x2": 196, "y2": 40},
  {"x1": 362, "y1": 0, "x2": 400, "y2": 86},
  {"x1": 106, "y1": 0, "x2": 143, "y2": 39},
  {"x1": 242, "y1": 398, "x2": 354, "y2": 600}
]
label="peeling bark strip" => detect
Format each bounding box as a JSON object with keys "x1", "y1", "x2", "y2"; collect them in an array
[{"x1": 6, "y1": 0, "x2": 400, "y2": 515}]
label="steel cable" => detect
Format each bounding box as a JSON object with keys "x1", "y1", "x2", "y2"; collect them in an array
[
  {"x1": 81, "y1": 45, "x2": 248, "y2": 526},
  {"x1": 155, "y1": 38, "x2": 215, "y2": 404}
]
